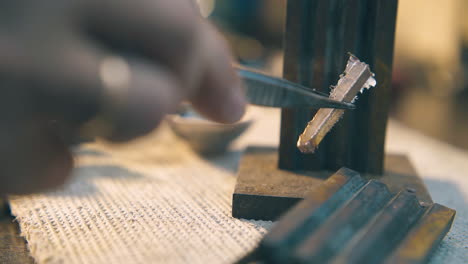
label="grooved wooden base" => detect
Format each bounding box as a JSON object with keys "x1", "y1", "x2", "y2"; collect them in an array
[
  {"x1": 234, "y1": 165, "x2": 455, "y2": 264},
  {"x1": 232, "y1": 146, "x2": 432, "y2": 221}
]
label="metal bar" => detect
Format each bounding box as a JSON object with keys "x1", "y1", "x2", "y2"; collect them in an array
[
  {"x1": 297, "y1": 55, "x2": 375, "y2": 153},
  {"x1": 385, "y1": 204, "x2": 456, "y2": 264},
  {"x1": 292, "y1": 181, "x2": 393, "y2": 263},
  {"x1": 331, "y1": 191, "x2": 425, "y2": 264},
  {"x1": 234, "y1": 163, "x2": 454, "y2": 264},
  {"x1": 259, "y1": 168, "x2": 366, "y2": 264}
]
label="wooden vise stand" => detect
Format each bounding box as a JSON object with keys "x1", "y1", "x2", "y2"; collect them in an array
[
  {"x1": 232, "y1": 1, "x2": 455, "y2": 263},
  {"x1": 232, "y1": 0, "x2": 434, "y2": 220}
]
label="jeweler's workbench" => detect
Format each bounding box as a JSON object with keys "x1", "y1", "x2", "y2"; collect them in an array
[{"x1": 1, "y1": 107, "x2": 467, "y2": 264}]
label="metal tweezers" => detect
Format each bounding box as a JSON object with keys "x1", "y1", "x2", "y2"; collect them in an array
[{"x1": 235, "y1": 65, "x2": 355, "y2": 110}]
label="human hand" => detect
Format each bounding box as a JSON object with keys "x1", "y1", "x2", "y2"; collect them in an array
[{"x1": 0, "y1": 0, "x2": 246, "y2": 194}]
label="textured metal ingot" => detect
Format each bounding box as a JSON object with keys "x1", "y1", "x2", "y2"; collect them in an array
[
  {"x1": 258, "y1": 168, "x2": 366, "y2": 264},
  {"x1": 236, "y1": 168, "x2": 456, "y2": 264},
  {"x1": 297, "y1": 55, "x2": 376, "y2": 153},
  {"x1": 385, "y1": 204, "x2": 456, "y2": 264},
  {"x1": 293, "y1": 180, "x2": 393, "y2": 263}
]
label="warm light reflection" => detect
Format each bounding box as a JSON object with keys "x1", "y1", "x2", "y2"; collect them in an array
[{"x1": 196, "y1": 0, "x2": 216, "y2": 18}]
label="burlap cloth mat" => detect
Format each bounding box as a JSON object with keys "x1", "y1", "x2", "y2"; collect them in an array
[{"x1": 8, "y1": 107, "x2": 468, "y2": 263}]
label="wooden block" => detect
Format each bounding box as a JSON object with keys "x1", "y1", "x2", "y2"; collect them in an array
[
  {"x1": 232, "y1": 147, "x2": 433, "y2": 221},
  {"x1": 232, "y1": 147, "x2": 329, "y2": 220}
]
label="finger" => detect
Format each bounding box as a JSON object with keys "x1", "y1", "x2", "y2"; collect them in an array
[
  {"x1": 22, "y1": 36, "x2": 181, "y2": 142},
  {"x1": 190, "y1": 24, "x2": 246, "y2": 123},
  {"x1": 83, "y1": 0, "x2": 246, "y2": 123},
  {"x1": 15, "y1": 35, "x2": 104, "y2": 127},
  {"x1": 84, "y1": 0, "x2": 203, "y2": 93},
  {"x1": 61, "y1": 39, "x2": 182, "y2": 142},
  {"x1": 0, "y1": 116, "x2": 73, "y2": 195},
  {"x1": 91, "y1": 56, "x2": 182, "y2": 142}
]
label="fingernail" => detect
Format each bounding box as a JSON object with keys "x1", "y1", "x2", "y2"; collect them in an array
[{"x1": 224, "y1": 87, "x2": 247, "y2": 123}]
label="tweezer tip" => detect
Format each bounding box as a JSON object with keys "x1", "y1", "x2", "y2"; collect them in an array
[
  {"x1": 326, "y1": 100, "x2": 355, "y2": 110},
  {"x1": 343, "y1": 102, "x2": 356, "y2": 110}
]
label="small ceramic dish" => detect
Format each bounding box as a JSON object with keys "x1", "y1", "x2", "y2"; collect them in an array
[{"x1": 166, "y1": 106, "x2": 253, "y2": 155}]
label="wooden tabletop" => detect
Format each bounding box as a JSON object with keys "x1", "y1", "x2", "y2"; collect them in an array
[{"x1": 0, "y1": 199, "x2": 33, "y2": 264}]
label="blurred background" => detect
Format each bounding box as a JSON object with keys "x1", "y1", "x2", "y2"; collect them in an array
[{"x1": 196, "y1": 0, "x2": 468, "y2": 150}]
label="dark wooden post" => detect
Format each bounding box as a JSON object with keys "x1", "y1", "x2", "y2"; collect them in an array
[
  {"x1": 279, "y1": 0, "x2": 399, "y2": 175},
  {"x1": 232, "y1": 0, "x2": 403, "y2": 221}
]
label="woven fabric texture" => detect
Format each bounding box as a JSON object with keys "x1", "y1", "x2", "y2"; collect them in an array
[{"x1": 8, "y1": 108, "x2": 468, "y2": 264}]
